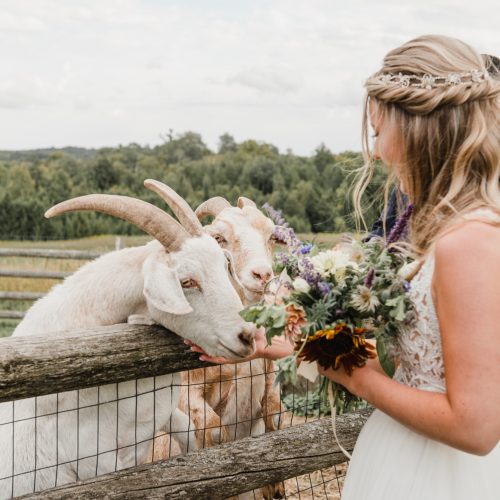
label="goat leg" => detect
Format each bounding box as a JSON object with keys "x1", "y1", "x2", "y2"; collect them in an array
[
  {"x1": 260, "y1": 360, "x2": 286, "y2": 499},
  {"x1": 178, "y1": 370, "x2": 229, "y2": 448}
]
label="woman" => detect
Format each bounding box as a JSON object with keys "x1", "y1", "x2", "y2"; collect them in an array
[{"x1": 189, "y1": 35, "x2": 500, "y2": 499}]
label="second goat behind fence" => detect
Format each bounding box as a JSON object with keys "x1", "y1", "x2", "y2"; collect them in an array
[{"x1": 150, "y1": 195, "x2": 285, "y2": 500}]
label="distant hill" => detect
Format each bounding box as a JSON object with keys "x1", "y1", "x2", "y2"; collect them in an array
[
  {"x1": 0, "y1": 147, "x2": 97, "y2": 162},
  {"x1": 0, "y1": 132, "x2": 386, "y2": 240}
]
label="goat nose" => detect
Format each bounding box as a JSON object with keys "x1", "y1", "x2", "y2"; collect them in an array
[
  {"x1": 251, "y1": 267, "x2": 273, "y2": 284},
  {"x1": 238, "y1": 329, "x2": 254, "y2": 347}
]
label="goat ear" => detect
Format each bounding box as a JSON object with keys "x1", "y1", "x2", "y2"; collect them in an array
[
  {"x1": 143, "y1": 257, "x2": 193, "y2": 315},
  {"x1": 237, "y1": 196, "x2": 257, "y2": 209}
]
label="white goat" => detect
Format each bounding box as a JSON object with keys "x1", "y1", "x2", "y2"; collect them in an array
[
  {"x1": 0, "y1": 180, "x2": 255, "y2": 498},
  {"x1": 150, "y1": 196, "x2": 284, "y2": 499}
]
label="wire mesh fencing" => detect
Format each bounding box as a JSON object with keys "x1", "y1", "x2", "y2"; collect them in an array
[{"x1": 0, "y1": 357, "x2": 360, "y2": 499}]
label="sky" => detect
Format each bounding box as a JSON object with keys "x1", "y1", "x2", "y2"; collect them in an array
[{"x1": 0, "y1": 0, "x2": 498, "y2": 155}]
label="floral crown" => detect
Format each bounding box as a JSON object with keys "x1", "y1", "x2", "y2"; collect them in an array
[{"x1": 374, "y1": 69, "x2": 489, "y2": 90}]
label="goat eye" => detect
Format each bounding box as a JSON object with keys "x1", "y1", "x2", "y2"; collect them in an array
[
  {"x1": 214, "y1": 234, "x2": 227, "y2": 246},
  {"x1": 181, "y1": 279, "x2": 200, "y2": 290}
]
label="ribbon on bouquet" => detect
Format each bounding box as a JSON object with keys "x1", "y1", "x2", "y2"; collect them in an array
[{"x1": 296, "y1": 360, "x2": 352, "y2": 460}]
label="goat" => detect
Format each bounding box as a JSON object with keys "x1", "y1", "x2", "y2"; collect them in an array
[
  {"x1": 150, "y1": 195, "x2": 285, "y2": 499},
  {"x1": 0, "y1": 180, "x2": 255, "y2": 498}
]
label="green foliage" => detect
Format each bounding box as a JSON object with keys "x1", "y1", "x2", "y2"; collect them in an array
[
  {"x1": 240, "y1": 304, "x2": 286, "y2": 343},
  {"x1": 0, "y1": 133, "x2": 387, "y2": 240},
  {"x1": 281, "y1": 387, "x2": 332, "y2": 417}
]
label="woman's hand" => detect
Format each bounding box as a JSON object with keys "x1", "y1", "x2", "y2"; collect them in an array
[
  {"x1": 317, "y1": 361, "x2": 380, "y2": 395},
  {"x1": 316, "y1": 342, "x2": 387, "y2": 395},
  {"x1": 185, "y1": 327, "x2": 295, "y2": 364}
]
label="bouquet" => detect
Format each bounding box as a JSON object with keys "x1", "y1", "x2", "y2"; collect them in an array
[{"x1": 241, "y1": 203, "x2": 418, "y2": 415}]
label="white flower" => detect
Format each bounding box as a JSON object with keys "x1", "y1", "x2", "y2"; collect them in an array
[
  {"x1": 310, "y1": 249, "x2": 357, "y2": 278},
  {"x1": 334, "y1": 268, "x2": 347, "y2": 287},
  {"x1": 292, "y1": 277, "x2": 310, "y2": 294},
  {"x1": 350, "y1": 285, "x2": 380, "y2": 313},
  {"x1": 348, "y1": 245, "x2": 365, "y2": 265}
]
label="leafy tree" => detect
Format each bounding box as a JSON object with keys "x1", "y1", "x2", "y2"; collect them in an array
[
  {"x1": 218, "y1": 133, "x2": 238, "y2": 154},
  {"x1": 0, "y1": 133, "x2": 386, "y2": 240},
  {"x1": 91, "y1": 156, "x2": 119, "y2": 191}
]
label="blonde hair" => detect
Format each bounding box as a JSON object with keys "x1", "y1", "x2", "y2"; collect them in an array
[{"x1": 354, "y1": 35, "x2": 500, "y2": 254}]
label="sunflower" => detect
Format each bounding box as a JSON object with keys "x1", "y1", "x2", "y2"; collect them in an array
[{"x1": 296, "y1": 323, "x2": 376, "y2": 375}]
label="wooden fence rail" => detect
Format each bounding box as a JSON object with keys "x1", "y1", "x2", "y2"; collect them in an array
[
  {"x1": 0, "y1": 324, "x2": 209, "y2": 402},
  {"x1": 0, "y1": 292, "x2": 44, "y2": 319},
  {"x1": 25, "y1": 409, "x2": 372, "y2": 499},
  {"x1": 0, "y1": 323, "x2": 365, "y2": 498},
  {"x1": 0, "y1": 310, "x2": 24, "y2": 319},
  {"x1": 0, "y1": 248, "x2": 102, "y2": 260},
  {"x1": 0, "y1": 247, "x2": 104, "y2": 323},
  {"x1": 0, "y1": 269, "x2": 71, "y2": 280},
  {"x1": 0, "y1": 291, "x2": 45, "y2": 300}
]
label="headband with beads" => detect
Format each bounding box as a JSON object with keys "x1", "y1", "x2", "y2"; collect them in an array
[{"x1": 373, "y1": 69, "x2": 490, "y2": 90}]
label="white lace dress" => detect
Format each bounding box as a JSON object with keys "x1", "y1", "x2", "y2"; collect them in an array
[{"x1": 341, "y1": 212, "x2": 500, "y2": 500}]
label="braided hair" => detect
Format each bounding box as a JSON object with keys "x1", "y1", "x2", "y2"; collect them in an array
[{"x1": 354, "y1": 35, "x2": 500, "y2": 254}]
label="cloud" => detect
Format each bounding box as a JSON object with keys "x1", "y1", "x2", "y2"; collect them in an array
[
  {"x1": 0, "y1": 12, "x2": 47, "y2": 32},
  {"x1": 227, "y1": 67, "x2": 302, "y2": 94},
  {"x1": 0, "y1": 77, "x2": 55, "y2": 109},
  {"x1": 0, "y1": 0, "x2": 498, "y2": 153}
]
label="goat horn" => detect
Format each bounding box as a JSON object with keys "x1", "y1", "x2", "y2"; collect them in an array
[
  {"x1": 45, "y1": 194, "x2": 189, "y2": 252},
  {"x1": 144, "y1": 179, "x2": 203, "y2": 237},
  {"x1": 195, "y1": 197, "x2": 231, "y2": 220},
  {"x1": 237, "y1": 197, "x2": 257, "y2": 209}
]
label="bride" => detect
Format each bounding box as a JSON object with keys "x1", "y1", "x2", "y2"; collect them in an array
[
  {"x1": 189, "y1": 34, "x2": 500, "y2": 499},
  {"x1": 320, "y1": 34, "x2": 500, "y2": 499}
]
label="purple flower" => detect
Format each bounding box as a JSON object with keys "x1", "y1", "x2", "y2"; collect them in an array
[
  {"x1": 317, "y1": 281, "x2": 332, "y2": 297},
  {"x1": 273, "y1": 225, "x2": 301, "y2": 251},
  {"x1": 263, "y1": 203, "x2": 302, "y2": 252},
  {"x1": 300, "y1": 244, "x2": 313, "y2": 254},
  {"x1": 364, "y1": 268, "x2": 375, "y2": 288},
  {"x1": 403, "y1": 281, "x2": 411, "y2": 292},
  {"x1": 262, "y1": 203, "x2": 287, "y2": 226},
  {"x1": 387, "y1": 204, "x2": 414, "y2": 246},
  {"x1": 276, "y1": 252, "x2": 290, "y2": 266},
  {"x1": 281, "y1": 227, "x2": 301, "y2": 251},
  {"x1": 299, "y1": 257, "x2": 322, "y2": 287}
]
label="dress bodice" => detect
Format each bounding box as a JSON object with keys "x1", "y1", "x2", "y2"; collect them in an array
[
  {"x1": 393, "y1": 208, "x2": 500, "y2": 393},
  {"x1": 394, "y1": 254, "x2": 445, "y2": 392}
]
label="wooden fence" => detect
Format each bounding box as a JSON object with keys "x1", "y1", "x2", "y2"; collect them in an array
[
  {"x1": 0, "y1": 248, "x2": 103, "y2": 321},
  {"x1": 0, "y1": 323, "x2": 370, "y2": 498},
  {"x1": 0, "y1": 245, "x2": 369, "y2": 498}
]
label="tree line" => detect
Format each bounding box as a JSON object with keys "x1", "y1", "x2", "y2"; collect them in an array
[{"x1": 0, "y1": 132, "x2": 387, "y2": 240}]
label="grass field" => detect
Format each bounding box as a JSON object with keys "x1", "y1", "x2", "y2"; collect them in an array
[{"x1": 0, "y1": 233, "x2": 342, "y2": 337}]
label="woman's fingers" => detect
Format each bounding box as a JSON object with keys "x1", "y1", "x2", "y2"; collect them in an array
[
  {"x1": 184, "y1": 339, "x2": 232, "y2": 363},
  {"x1": 199, "y1": 354, "x2": 231, "y2": 364},
  {"x1": 190, "y1": 345, "x2": 205, "y2": 354},
  {"x1": 184, "y1": 339, "x2": 205, "y2": 354}
]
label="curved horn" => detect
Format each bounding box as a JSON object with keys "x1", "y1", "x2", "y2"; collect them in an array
[
  {"x1": 237, "y1": 196, "x2": 257, "y2": 209},
  {"x1": 144, "y1": 179, "x2": 203, "y2": 236},
  {"x1": 45, "y1": 194, "x2": 189, "y2": 252},
  {"x1": 195, "y1": 197, "x2": 231, "y2": 221}
]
